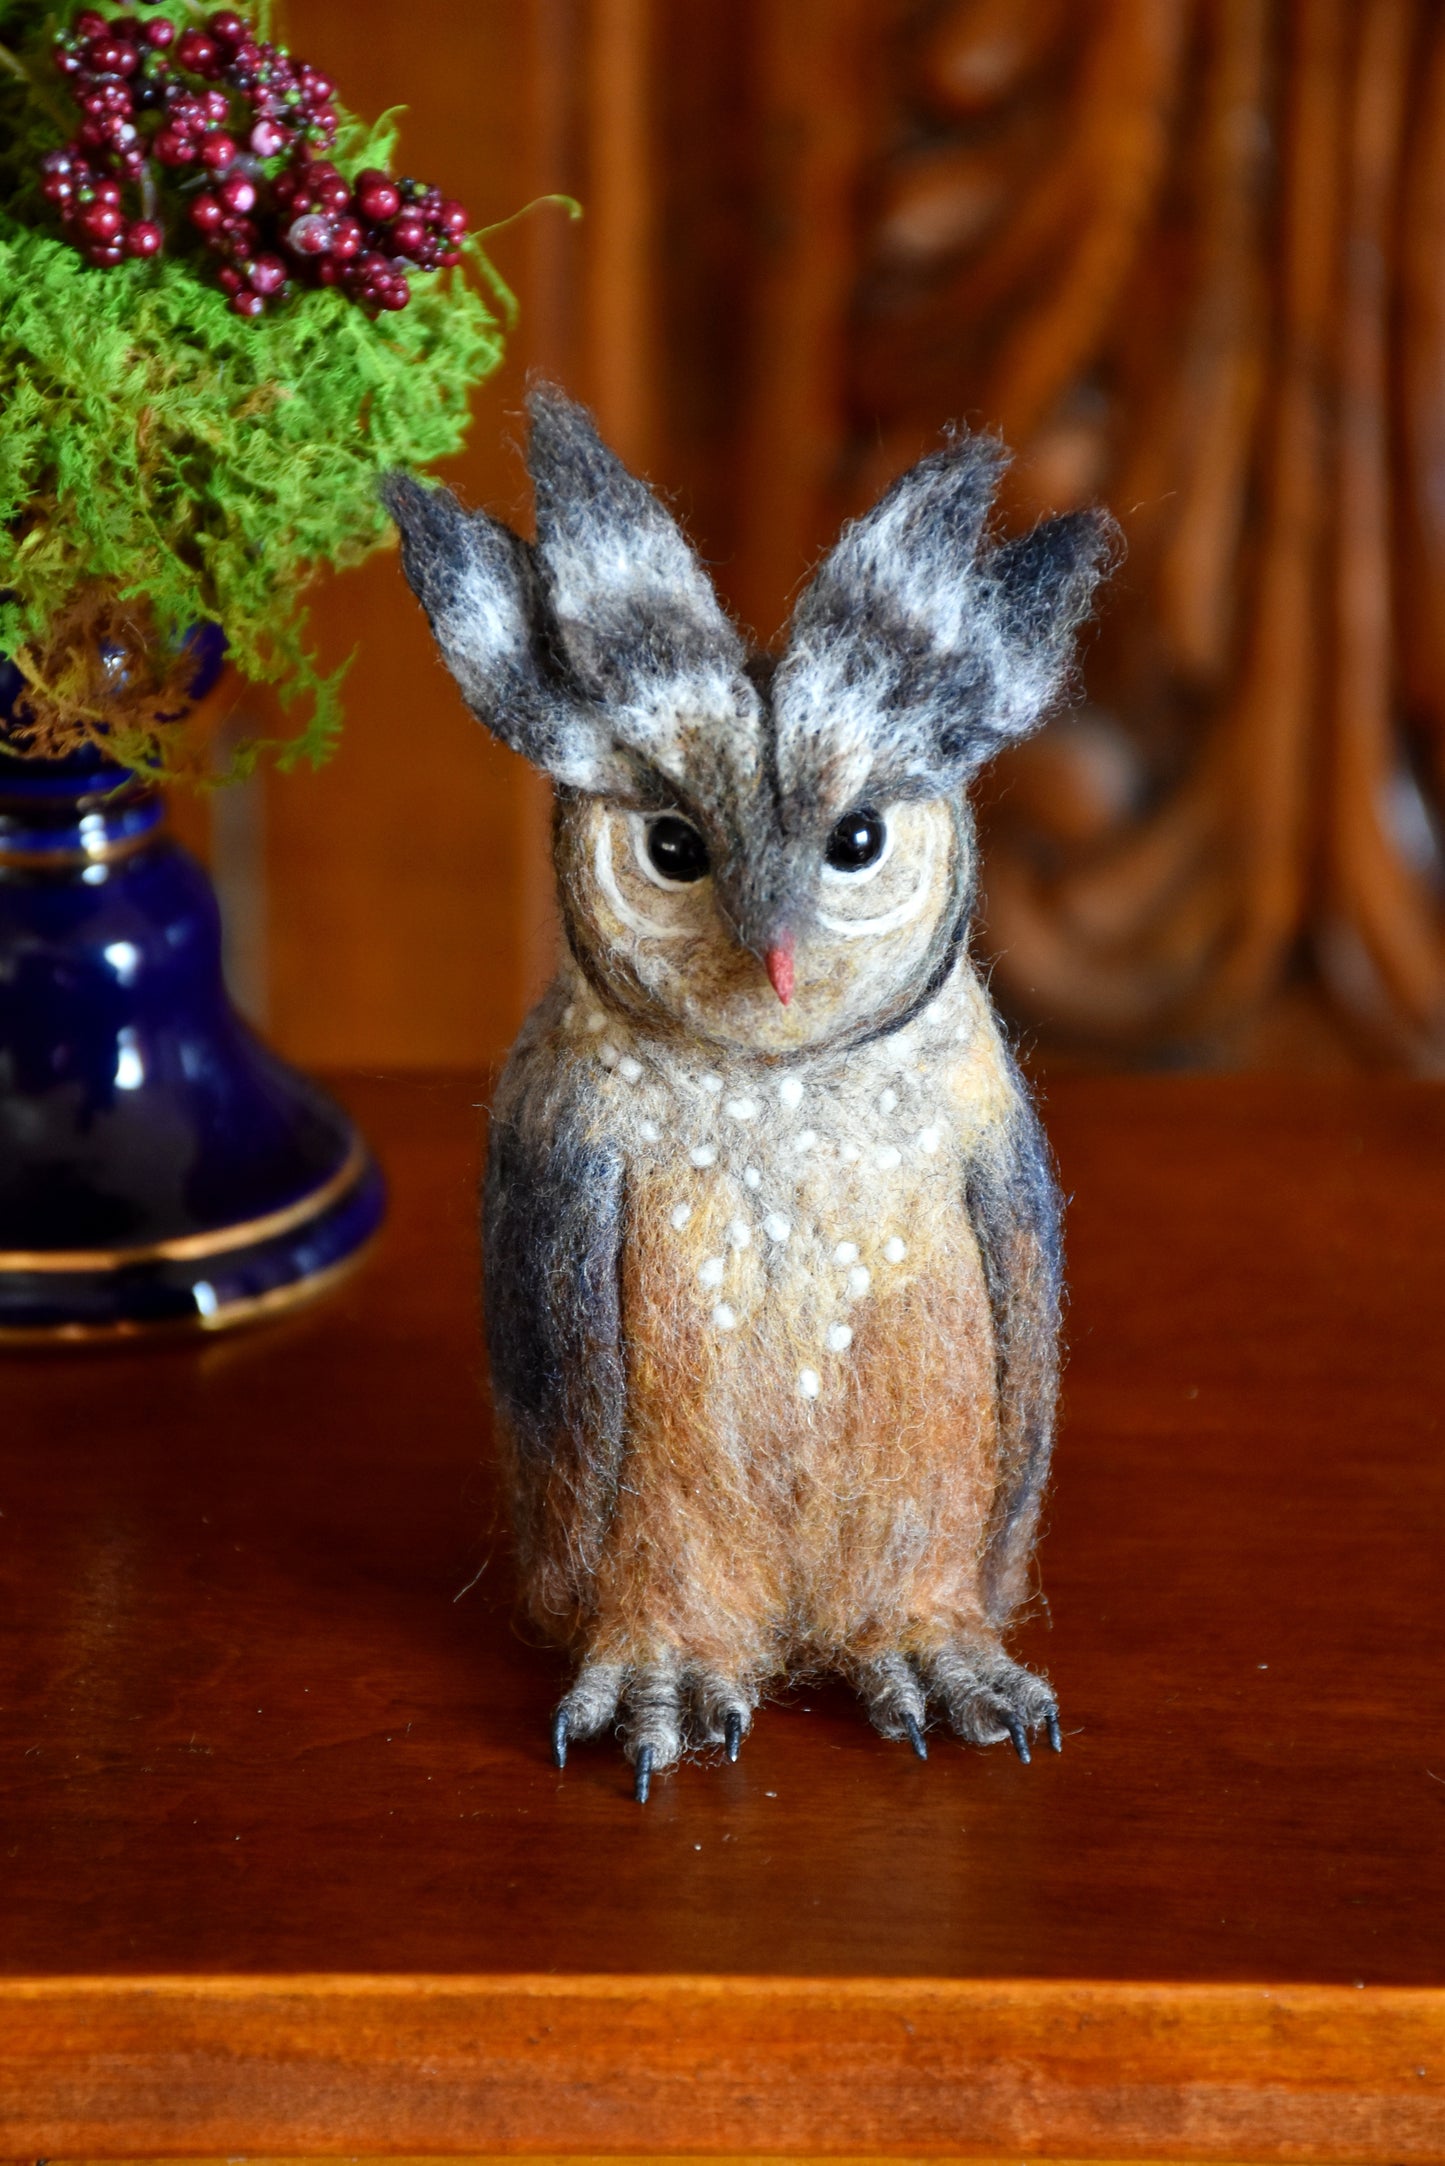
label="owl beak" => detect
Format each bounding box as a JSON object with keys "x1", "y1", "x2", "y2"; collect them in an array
[{"x1": 764, "y1": 936, "x2": 795, "y2": 1006}]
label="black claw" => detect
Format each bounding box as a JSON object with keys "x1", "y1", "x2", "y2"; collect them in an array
[
  {"x1": 1046, "y1": 1711, "x2": 1062, "y2": 1754},
  {"x1": 551, "y1": 1708, "x2": 569, "y2": 1770},
  {"x1": 1004, "y1": 1715, "x2": 1031, "y2": 1764},
  {"x1": 904, "y1": 1712, "x2": 928, "y2": 1760},
  {"x1": 725, "y1": 1710, "x2": 743, "y2": 1763},
  {"x1": 634, "y1": 1743, "x2": 654, "y2": 1804}
]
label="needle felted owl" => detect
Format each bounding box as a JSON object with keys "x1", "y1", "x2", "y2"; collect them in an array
[{"x1": 384, "y1": 386, "x2": 1116, "y2": 1800}]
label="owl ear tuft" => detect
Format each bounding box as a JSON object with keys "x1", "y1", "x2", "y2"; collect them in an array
[
  {"x1": 985, "y1": 507, "x2": 1121, "y2": 697},
  {"x1": 381, "y1": 470, "x2": 634, "y2": 794},
  {"x1": 774, "y1": 430, "x2": 1119, "y2": 804},
  {"x1": 796, "y1": 429, "x2": 1008, "y2": 644},
  {"x1": 523, "y1": 382, "x2": 747, "y2": 700},
  {"x1": 385, "y1": 391, "x2": 760, "y2": 799}
]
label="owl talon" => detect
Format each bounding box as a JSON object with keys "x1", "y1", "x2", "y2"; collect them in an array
[
  {"x1": 927, "y1": 1644, "x2": 1058, "y2": 1762},
  {"x1": 559, "y1": 1658, "x2": 751, "y2": 1788},
  {"x1": 618, "y1": 1663, "x2": 687, "y2": 1795},
  {"x1": 857, "y1": 1651, "x2": 929, "y2": 1746},
  {"x1": 689, "y1": 1670, "x2": 756, "y2": 1759}
]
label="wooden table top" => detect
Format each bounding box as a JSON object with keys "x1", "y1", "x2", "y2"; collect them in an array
[{"x1": 2, "y1": 1073, "x2": 1442, "y2": 2158}]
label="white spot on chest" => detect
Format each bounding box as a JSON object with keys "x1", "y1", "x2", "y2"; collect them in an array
[{"x1": 567, "y1": 962, "x2": 991, "y2": 1401}]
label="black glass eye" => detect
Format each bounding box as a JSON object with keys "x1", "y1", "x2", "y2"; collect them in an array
[
  {"x1": 645, "y1": 814, "x2": 711, "y2": 884},
  {"x1": 825, "y1": 806, "x2": 887, "y2": 872}
]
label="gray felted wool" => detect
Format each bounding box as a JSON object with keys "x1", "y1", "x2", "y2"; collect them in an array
[{"x1": 384, "y1": 386, "x2": 1117, "y2": 1799}]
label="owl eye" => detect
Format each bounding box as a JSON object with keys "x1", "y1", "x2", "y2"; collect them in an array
[
  {"x1": 644, "y1": 814, "x2": 710, "y2": 885},
  {"x1": 825, "y1": 806, "x2": 887, "y2": 872}
]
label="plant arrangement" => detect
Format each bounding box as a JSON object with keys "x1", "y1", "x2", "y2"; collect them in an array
[{"x1": 0, "y1": 0, "x2": 507, "y2": 777}]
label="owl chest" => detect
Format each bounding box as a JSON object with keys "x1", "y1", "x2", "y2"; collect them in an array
[{"x1": 595, "y1": 1052, "x2": 990, "y2": 1422}]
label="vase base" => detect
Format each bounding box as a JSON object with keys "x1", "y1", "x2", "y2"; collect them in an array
[
  {"x1": 0, "y1": 1244, "x2": 378, "y2": 1345},
  {"x1": 0, "y1": 754, "x2": 388, "y2": 1343},
  {"x1": 0, "y1": 1131, "x2": 385, "y2": 1341}
]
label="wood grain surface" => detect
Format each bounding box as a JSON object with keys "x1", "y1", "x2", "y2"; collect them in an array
[
  {"x1": 2, "y1": 1979, "x2": 1440, "y2": 2157},
  {"x1": 0, "y1": 1075, "x2": 1441, "y2": 2153}
]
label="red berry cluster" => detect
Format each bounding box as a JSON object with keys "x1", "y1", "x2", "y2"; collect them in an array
[
  {"x1": 39, "y1": 6, "x2": 467, "y2": 317},
  {"x1": 271, "y1": 164, "x2": 467, "y2": 313}
]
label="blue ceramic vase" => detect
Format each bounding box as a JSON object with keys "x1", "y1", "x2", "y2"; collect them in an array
[{"x1": 0, "y1": 652, "x2": 384, "y2": 1340}]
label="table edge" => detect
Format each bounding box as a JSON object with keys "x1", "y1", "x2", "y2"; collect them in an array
[{"x1": 0, "y1": 1974, "x2": 1439, "y2": 2159}]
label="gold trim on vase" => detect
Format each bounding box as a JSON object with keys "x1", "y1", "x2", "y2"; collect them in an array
[
  {"x1": 0, "y1": 1239, "x2": 377, "y2": 1344},
  {"x1": 0, "y1": 1136, "x2": 369, "y2": 1273}
]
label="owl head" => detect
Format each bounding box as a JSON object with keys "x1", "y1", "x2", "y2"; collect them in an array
[{"x1": 384, "y1": 386, "x2": 1116, "y2": 1059}]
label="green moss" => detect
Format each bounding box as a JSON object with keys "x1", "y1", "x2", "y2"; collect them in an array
[{"x1": 0, "y1": 0, "x2": 509, "y2": 776}]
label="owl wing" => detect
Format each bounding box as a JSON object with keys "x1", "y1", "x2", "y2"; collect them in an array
[
  {"x1": 964, "y1": 1071, "x2": 1064, "y2": 1628},
  {"x1": 483, "y1": 1027, "x2": 627, "y2": 1607}
]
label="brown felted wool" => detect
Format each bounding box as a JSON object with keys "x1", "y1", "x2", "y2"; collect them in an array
[{"x1": 384, "y1": 386, "x2": 1117, "y2": 1795}]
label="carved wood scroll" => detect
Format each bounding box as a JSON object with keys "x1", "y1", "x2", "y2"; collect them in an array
[{"x1": 736, "y1": 0, "x2": 1445, "y2": 1067}]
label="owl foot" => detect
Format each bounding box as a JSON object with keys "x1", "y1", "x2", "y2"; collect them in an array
[
  {"x1": 856, "y1": 1653, "x2": 930, "y2": 1757},
  {"x1": 550, "y1": 1657, "x2": 756, "y2": 1799},
  {"x1": 927, "y1": 1644, "x2": 1061, "y2": 1762},
  {"x1": 855, "y1": 1645, "x2": 1060, "y2": 1763}
]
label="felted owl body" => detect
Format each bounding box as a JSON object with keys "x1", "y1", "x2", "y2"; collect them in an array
[{"x1": 385, "y1": 387, "x2": 1115, "y2": 1795}]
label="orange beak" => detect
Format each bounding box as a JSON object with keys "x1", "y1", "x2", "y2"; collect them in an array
[{"x1": 765, "y1": 937, "x2": 795, "y2": 1006}]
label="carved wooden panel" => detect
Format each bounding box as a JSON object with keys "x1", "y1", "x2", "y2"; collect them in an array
[{"x1": 688, "y1": 0, "x2": 1445, "y2": 1068}]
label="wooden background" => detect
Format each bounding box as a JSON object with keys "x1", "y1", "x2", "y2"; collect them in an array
[{"x1": 182, "y1": 0, "x2": 1445, "y2": 1074}]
